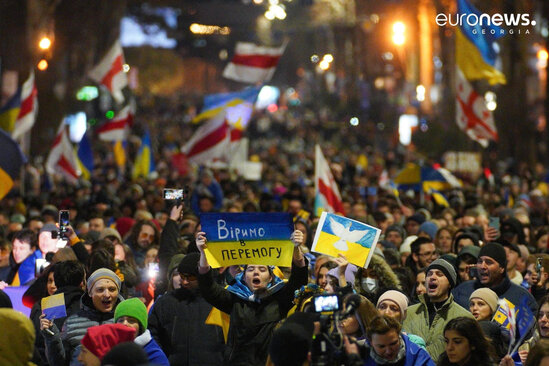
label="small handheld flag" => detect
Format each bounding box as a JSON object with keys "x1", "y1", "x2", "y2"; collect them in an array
[{"x1": 41, "y1": 293, "x2": 66, "y2": 320}]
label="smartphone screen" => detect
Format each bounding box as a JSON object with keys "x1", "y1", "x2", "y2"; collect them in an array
[
  {"x1": 489, "y1": 216, "x2": 500, "y2": 231},
  {"x1": 163, "y1": 188, "x2": 184, "y2": 200}
]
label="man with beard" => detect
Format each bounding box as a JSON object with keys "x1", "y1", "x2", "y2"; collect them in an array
[
  {"x1": 403, "y1": 258, "x2": 473, "y2": 362},
  {"x1": 452, "y1": 242, "x2": 537, "y2": 313},
  {"x1": 148, "y1": 253, "x2": 225, "y2": 366},
  {"x1": 405, "y1": 237, "x2": 439, "y2": 276}
]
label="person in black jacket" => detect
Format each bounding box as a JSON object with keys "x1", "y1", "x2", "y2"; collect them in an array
[
  {"x1": 148, "y1": 253, "x2": 225, "y2": 366},
  {"x1": 197, "y1": 228, "x2": 307, "y2": 366}
]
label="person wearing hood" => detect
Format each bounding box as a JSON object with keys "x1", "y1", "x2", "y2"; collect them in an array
[
  {"x1": 353, "y1": 251, "x2": 402, "y2": 303},
  {"x1": 196, "y1": 229, "x2": 308, "y2": 366},
  {"x1": 148, "y1": 252, "x2": 225, "y2": 365},
  {"x1": 0, "y1": 308, "x2": 36, "y2": 366},
  {"x1": 115, "y1": 298, "x2": 169, "y2": 365},
  {"x1": 41, "y1": 268, "x2": 123, "y2": 365}
]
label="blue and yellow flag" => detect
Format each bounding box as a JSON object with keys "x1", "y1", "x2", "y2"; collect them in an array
[
  {"x1": 0, "y1": 129, "x2": 26, "y2": 200},
  {"x1": 41, "y1": 293, "x2": 67, "y2": 320},
  {"x1": 76, "y1": 132, "x2": 94, "y2": 180},
  {"x1": 311, "y1": 212, "x2": 381, "y2": 269},
  {"x1": 193, "y1": 86, "x2": 261, "y2": 124},
  {"x1": 113, "y1": 139, "x2": 126, "y2": 169},
  {"x1": 456, "y1": 0, "x2": 506, "y2": 85},
  {"x1": 492, "y1": 298, "x2": 516, "y2": 333},
  {"x1": 429, "y1": 188, "x2": 450, "y2": 207},
  {"x1": 0, "y1": 90, "x2": 21, "y2": 133},
  {"x1": 132, "y1": 131, "x2": 155, "y2": 179},
  {"x1": 200, "y1": 212, "x2": 294, "y2": 268}
]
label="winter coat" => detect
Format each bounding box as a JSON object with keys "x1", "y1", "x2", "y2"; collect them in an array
[
  {"x1": 198, "y1": 262, "x2": 308, "y2": 366},
  {"x1": 364, "y1": 333, "x2": 435, "y2": 366},
  {"x1": 134, "y1": 329, "x2": 169, "y2": 366},
  {"x1": 353, "y1": 254, "x2": 402, "y2": 302},
  {"x1": 43, "y1": 293, "x2": 121, "y2": 366},
  {"x1": 402, "y1": 294, "x2": 474, "y2": 362},
  {"x1": 31, "y1": 285, "x2": 84, "y2": 365},
  {"x1": 148, "y1": 287, "x2": 225, "y2": 366},
  {"x1": 452, "y1": 275, "x2": 537, "y2": 314}
]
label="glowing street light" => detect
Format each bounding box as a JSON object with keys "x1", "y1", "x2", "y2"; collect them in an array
[
  {"x1": 392, "y1": 21, "x2": 406, "y2": 46},
  {"x1": 538, "y1": 48, "x2": 548, "y2": 69},
  {"x1": 39, "y1": 36, "x2": 52, "y2": 50},
  {"x1": 37, "y1": 59, "x2": 48, "y2": 71}
]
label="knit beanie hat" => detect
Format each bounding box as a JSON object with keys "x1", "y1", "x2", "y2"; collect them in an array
[
  {"x1": 469, "y1": 288, "x2": 499, "y2": 313},
  {"x1": 399, "y1": 235, "x2": 418, "y2": 255},
  {"x1": 87, "y1": 268, "x2": 122, "y2": 293},
  {"x1": 114, "y1": 298, "x2": 148, "y2": 330},
  {"x1": 377, "y1": 290, "x2": 409, "y2": 320},
  {"x1": 386, "y1": 225, "x2": 406, "y2": 240},
  {"x1": 407, "y1": 213, "x2": 426, "y2": 225},
  {"x1": 81, "y1": 323, "x2": 136, "y2": 360},
  {"x1": 418, "y1": 221, "x2": 438, "y2": 241},
  {"x1": 177, "y1": 252, "x2": 200, "y2": 276},
  {"x1": 269, "y1": 312, "x2": 315, "y2": 366},
  {"x1": 479, "y1": 242, "x2": 507, "y2": 269},
  {"x1": 426, "y1": 258, "x2": 457, "y2": 289},
  {"x1": 101, "y1": 341, "x2": 149, "y2": 366}
]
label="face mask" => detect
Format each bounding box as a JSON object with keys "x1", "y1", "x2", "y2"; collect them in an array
[{"x1": 361, "y1": 277, "x2": 378, "y2": 292}]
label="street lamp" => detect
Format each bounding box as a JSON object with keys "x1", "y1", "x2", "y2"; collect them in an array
[
  {"x1": 392, "y1": 21, "x2": 406, "y2": 46},
  {"x1": 39, "y1": 36, "x2": 52, "y2": 50}
]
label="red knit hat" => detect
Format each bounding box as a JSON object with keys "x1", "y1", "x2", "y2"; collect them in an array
[{"x1": 81, "y1": 323, "x2": 136, "y2": 360}]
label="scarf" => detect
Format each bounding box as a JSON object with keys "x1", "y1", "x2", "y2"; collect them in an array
[
  {"x1": 226, "y1": 271, "x2": 285, "y2": 302},
  {"x1": 369, "y1": 335, "x2": 406, "y2": 365}
]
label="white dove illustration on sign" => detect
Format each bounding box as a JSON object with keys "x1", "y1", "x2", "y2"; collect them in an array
[{"x1": 328, "y1": 217, "x2": 370, "y2": 251}]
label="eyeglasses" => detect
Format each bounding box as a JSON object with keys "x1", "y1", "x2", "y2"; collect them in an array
[
  {"x1": 418, "y1": 251, "x2": 437, "y2": 258},
  {"x1": 139, "y1": 232, "x2": 155, "y2": 240},
  {"x1": 180, "y1": 274, "x2": 197, "y2": 282}
]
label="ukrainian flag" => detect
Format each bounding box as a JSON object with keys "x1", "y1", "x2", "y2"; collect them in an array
[
  {"x1": 0, "y1": 90, "x2": 21, "y2": 133},
  {"x1": 41, "y1": 293, "x2": 67, "y2": 320},
  {"x1": 132, "y1": 130, "x2": 155, "y2": 179},
  {"x1": 193, "y1": 86, "x2": 261, "y2": 124},
  {"x1": 456, "y1": 0, "x2": 506, "y2": 85},
  {"x1": 429, "y1": 188, "x2": 450, "y2": 207},
  {"x1": 76, "y1": 132, "x2": 94, "y2": 180},
  {"x1": 0, "y1": 129, "x2": 26, "y2": 200},
  {"x1": 113, "y1": 139, "x2": 126, "y2": 169}
]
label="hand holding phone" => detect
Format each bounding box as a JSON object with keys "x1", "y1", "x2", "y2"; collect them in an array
[
  {"x1": 59, "y1": 210, "x2": 70, "y2": 238},
  {"x1": 467, "y1": 264, "x2": 478, "y2": 279}
]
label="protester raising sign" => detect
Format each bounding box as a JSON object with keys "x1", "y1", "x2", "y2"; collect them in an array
[
  {"x1": 200, "y1": 213, "x2": 294, "y2": 267},
  {"x1": 312, "y1": 212, "x2": 381, "y2": 268}
]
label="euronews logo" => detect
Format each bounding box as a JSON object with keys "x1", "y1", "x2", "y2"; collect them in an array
[{"x1": 436, "y1": 13, "x2": 535, "y2": 34}]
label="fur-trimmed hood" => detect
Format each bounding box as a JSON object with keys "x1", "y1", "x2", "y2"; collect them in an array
[{"x1": 353, "y1": 254, "x2": 402, "y2": 291}]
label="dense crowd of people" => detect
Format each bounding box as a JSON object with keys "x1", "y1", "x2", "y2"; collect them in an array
[{"x1": 2, "y1": 102, "x2": 549, "y2": 365}]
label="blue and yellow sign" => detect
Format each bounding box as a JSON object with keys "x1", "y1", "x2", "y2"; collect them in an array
[
  {"x1": 200, "y1": 213, "x2": 294, "y2": 267},
  {"x1": 311, "y1": 212, "x2": 381, "y2": 268}
]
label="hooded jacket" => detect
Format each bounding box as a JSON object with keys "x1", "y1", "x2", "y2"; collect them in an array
[
  {"x1": 198, "y1": 262, "x2": 308, "y2": 366},
  {"x1": 353, "y1": 254, "x2": 402, "y2": 302},
  {"x1": 148, "y1": 287, "x2": 225, "y2": 366},
  {"x1": 43, "y1": 293, "x2": 121, "y2": 366},
  {"x1": 134, "y1": 329, "x2": 170, "y2": 366},
  {"x1": 402, "y1": 293, "x2": 473, "y2": 362},
  {"x1": 364, "y1": 333, "x2": 435, "y2": 366},
  {"x1": 0, "y1": 308, "x2": 36, "y2": 366}
]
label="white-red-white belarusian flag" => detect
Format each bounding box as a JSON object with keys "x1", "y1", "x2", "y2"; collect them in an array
[
  {"x1": 88, "y1": 40, "x2": 128, "y2": 103},
  {"x1": 222, "y1": 42, "x2": 286, "y2": 84},
  {"x1": 182, "y1": 112, "x2": 231, "y2": 165},
  {"x1": 455, "y1": 67, "x2": 498, "y2": 147},
  {"x1": 96, "y1": 104, "x2": 133, "y2": 141},
  {"x1": 12, "y1": 71, "x2": 38, "y2": 140},
  {"x1": 46, "y1": 120, "x2": 80, "y2": 184},
  {"x1": 314, "y1": 145, "x2": 345, "y2": 216}
]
